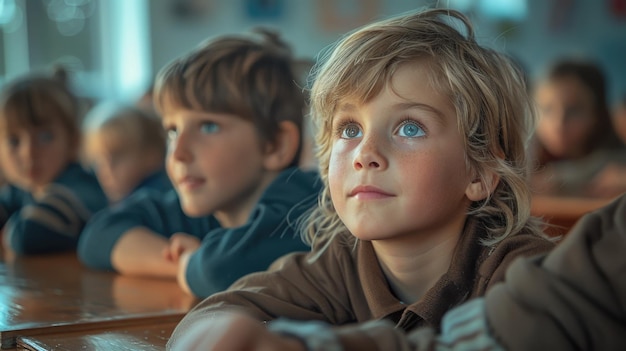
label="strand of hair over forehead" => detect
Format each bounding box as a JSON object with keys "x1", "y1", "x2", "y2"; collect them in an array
[{"x1": 308, "y1": 8, "x2": 475, "y2": 99}]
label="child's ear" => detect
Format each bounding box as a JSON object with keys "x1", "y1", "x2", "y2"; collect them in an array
[
  {"x1": 263, "y1": 121, "x2": 300, "y2": 171},
  {"x1": 465, "y1": 170, "x2": 500, "y2": 202}
]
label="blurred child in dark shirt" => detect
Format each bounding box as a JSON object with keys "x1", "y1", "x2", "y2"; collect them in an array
[{"x1": 0, "y1": 70, "x2": 107, "y2": 255}]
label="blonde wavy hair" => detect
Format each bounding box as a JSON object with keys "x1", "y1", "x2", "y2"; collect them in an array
[{"x1": 303, "y1": 8, "x2": 544, "y2": 246}]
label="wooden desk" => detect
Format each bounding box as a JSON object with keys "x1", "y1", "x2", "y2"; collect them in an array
[
  {"x1": 0, "y1": 252, "x2": 197, "y2": 350},
  {"x1": 531, "y1": 194, "x2": 618, "y2": 236},
  {"x1": 16, "y1": 321, "x2": 177, "y2": 351}
]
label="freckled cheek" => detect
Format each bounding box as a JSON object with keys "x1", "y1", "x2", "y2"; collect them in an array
[{"x1": 327, "y1": 145, "x2": 350, "y2": 201}]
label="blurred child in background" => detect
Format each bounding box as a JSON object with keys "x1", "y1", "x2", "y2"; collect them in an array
[
  {"x1": 0, "y1": 70, "x2": 107, "y2": 255},
  {"x1": 166, "y1": 8, "x2": 555, "y2": 349},
  {"x1": 612, "y1": 95, "x2": 626, "y2": 146},
  {"x1": 531, "y1": 59, "x2": 626, "y2": 197},
  {"x1": 82, "y1": 103, "x2": 171, "y2": 203},
  {"x1": 78, "y1": 28, "x2": 321, "y2": 298}
]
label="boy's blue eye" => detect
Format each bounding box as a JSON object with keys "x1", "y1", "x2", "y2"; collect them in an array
[
  {"x1": 398, "y1": 121, "x2": 424, "y2": 138},
  {"x1": 200, "y1": 122, "x2": 219, "y2": 134},
  {"x1": 341, "y1": 124, "x2": 362, "y2": 139}
]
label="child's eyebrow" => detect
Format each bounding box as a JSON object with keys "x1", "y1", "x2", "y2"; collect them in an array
[
  {"x1": 337, "y1": 103, "x2": 358, "y2": 113},
  {"x1": 397, "y1": 102, "x2": 447, "y2": 118}
]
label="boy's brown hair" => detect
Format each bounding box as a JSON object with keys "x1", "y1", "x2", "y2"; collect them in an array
[
  {"x1": 153, "y1": 28, "x2": 305, "y2": 168},
  {"x1": 0, "y1": 70, "x2": 81, "y2": 157}
]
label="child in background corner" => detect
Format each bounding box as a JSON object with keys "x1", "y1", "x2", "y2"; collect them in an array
[
  {"x1": 531, "y1": 59, "x2": 626, "y2": 197},
  {"x1": 78, "y1": 28, "x2": 321, "y2": 298},
  {"x1": 82, "y1": 103, "x2": 171, "y2": 204},
  {"x1": 166, "y1": 8, "x2": 556, "y2": 350},
  {"x1": 0, "y1": 71, "x2": 108, "y2": 255}
]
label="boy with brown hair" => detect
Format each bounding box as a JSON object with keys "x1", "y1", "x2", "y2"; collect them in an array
[{"x1": 78, "y1": 29, "x2": 321, "y2": 298}]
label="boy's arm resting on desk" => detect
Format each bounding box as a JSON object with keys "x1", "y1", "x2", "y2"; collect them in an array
[
  {"x1": 78, "y1": 189, "x2": 213, "y2": 272},
  {"x1": 4, "y1": 184, "x2": 94, "y2": 254},
  {"x1": 111, "y1": 227, "x2": 178, "y2": 278}
]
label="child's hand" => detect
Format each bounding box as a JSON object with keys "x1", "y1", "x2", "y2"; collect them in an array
[
  {"x1": 585, "y1": 164, "x2": 626, "y2": 198},
  {"x1": 162, "y1": 233, "x2": 201, "y2": 262},
  {"x1": 171, "y1": 312, "x2": 306, "y2": 351}
]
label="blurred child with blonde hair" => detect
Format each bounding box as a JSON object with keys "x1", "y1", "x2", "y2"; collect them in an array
[{"x1": 83, "y1": 103, "x2": 170, "y2": 203}]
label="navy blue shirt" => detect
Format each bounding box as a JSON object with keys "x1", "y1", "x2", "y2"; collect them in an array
[
  {"x1": 0, "y1": 163, "x2": 108, "y2": 254},
  {"x1": 78, "y1": 167, "x2": 321, "y2": 298},
  {"x1": 78, "y1": 188, "x2": 214, "y2": 270},
  {"x1": 130, "y1": 168, "x2": 172, "y2": 196},
  {"x1": 186, "y1": 167, "x2": 321, "y2": 297}
]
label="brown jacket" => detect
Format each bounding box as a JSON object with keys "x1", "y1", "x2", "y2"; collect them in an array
[
  {"x1": 168, "y1": 218, "x2": 554, "y2": 348},
  {"x1": 486, "y1": 193, "x2": 626, "y2": 350},
  {"x1": 280, "y1": 194, "x2": 626, "y2": 351}
]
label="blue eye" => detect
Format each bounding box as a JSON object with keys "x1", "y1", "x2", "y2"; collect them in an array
[
  {"x1": 200, "y1": 122, "x2": 219, "y2": 134},
  {"x1": 341, "y1": 124, "x2": 362, "y2": 139},
  {"x1": 398, "y1": 121, "x2": 424, "y2": 138}
]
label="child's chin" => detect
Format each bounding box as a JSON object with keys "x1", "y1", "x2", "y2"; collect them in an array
[{"x1": 181, "y1": 203, "x2": 208, "y2": 218}]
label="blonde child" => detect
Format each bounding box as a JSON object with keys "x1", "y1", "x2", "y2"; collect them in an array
[
  {"x1": 0, "y1": 71, "x2": 107, "y2": 255},
  {"x1": 166, "y1": 8, "x2": 555, "y2": 350},
  {"x1": 82, "y1": 103, "x2": 171, "y2": 203},
  {"x1": 78, "y1": 29, "x2": 321, "y2": 298}
]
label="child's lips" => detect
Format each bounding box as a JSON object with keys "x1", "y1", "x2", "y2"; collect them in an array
[
  {"x1": 349, "y1": 185, "x2": 394, "y2": 199},
  {"x1": 178, "y1": 176, "x2": 205, "y2": 190}
]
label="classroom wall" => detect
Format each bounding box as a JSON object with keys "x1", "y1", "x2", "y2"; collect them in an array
[
  {"x1": 1, "y1": 0, "x2": 625, "y2": 104},
  {"x1": 148, "y1": 0, "x2": 626, "y2": 104}
]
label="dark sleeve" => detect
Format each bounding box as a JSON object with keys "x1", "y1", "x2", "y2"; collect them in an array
[
  {"x1": 5, "y1": 179, "x2": 107, "y2": 255},
  {"x1": 78, "y1": 189, "x2": 214, "y2": 270},
  {"x1": 183, "y1": 167, "x2": 322, "y2": 298},
  {"x1": 485, "y1": 194, "x2": 626, "y2": 351},
  {"x1": 185, "y1": 202, "x2": 311, "y2": 297},
  {"x1": 0, "y1": 185, "x2": 26, "y2": 226}
]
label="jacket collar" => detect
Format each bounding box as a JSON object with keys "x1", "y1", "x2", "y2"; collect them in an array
[{"x1": 357, "y1": 218, "x2": 484, "y2": 326}]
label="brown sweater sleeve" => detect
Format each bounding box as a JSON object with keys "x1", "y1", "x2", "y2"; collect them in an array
[
  {"x1": 168, "y1": 235, "x2": 359, "y2": 349},
  {"x1": 486, "y1": 194, "x2": 626, "y2": 350}
]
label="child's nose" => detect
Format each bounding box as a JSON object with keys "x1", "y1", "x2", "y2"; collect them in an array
[
  {"x1": 20, "y1": 137, "x2": 38, "y2": 161},
  {"x1": 169, "y1": 132, "x2": 193, "y2": 162},
  {"x1": 353, "y1": 135, "x2": 387, "y2": 170}
]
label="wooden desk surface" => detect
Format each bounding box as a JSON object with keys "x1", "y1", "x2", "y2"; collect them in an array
[
  {"x1": 0, "y1": 252, "x2": 197, "y2": 350},
  {"x1": 17, "y1": 322, "x2": 177, "y2": 351},
  {"x1": 531, "y1": 194, "x2": 618, "y2": 236}
]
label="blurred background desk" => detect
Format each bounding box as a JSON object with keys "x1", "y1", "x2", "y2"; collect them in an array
[
  {"x1": 0, "y1": 252, "x2": 197, "y2": 350},
  {"x1": 531, "y1": 194, "x2": 619, "y2": 237}
]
